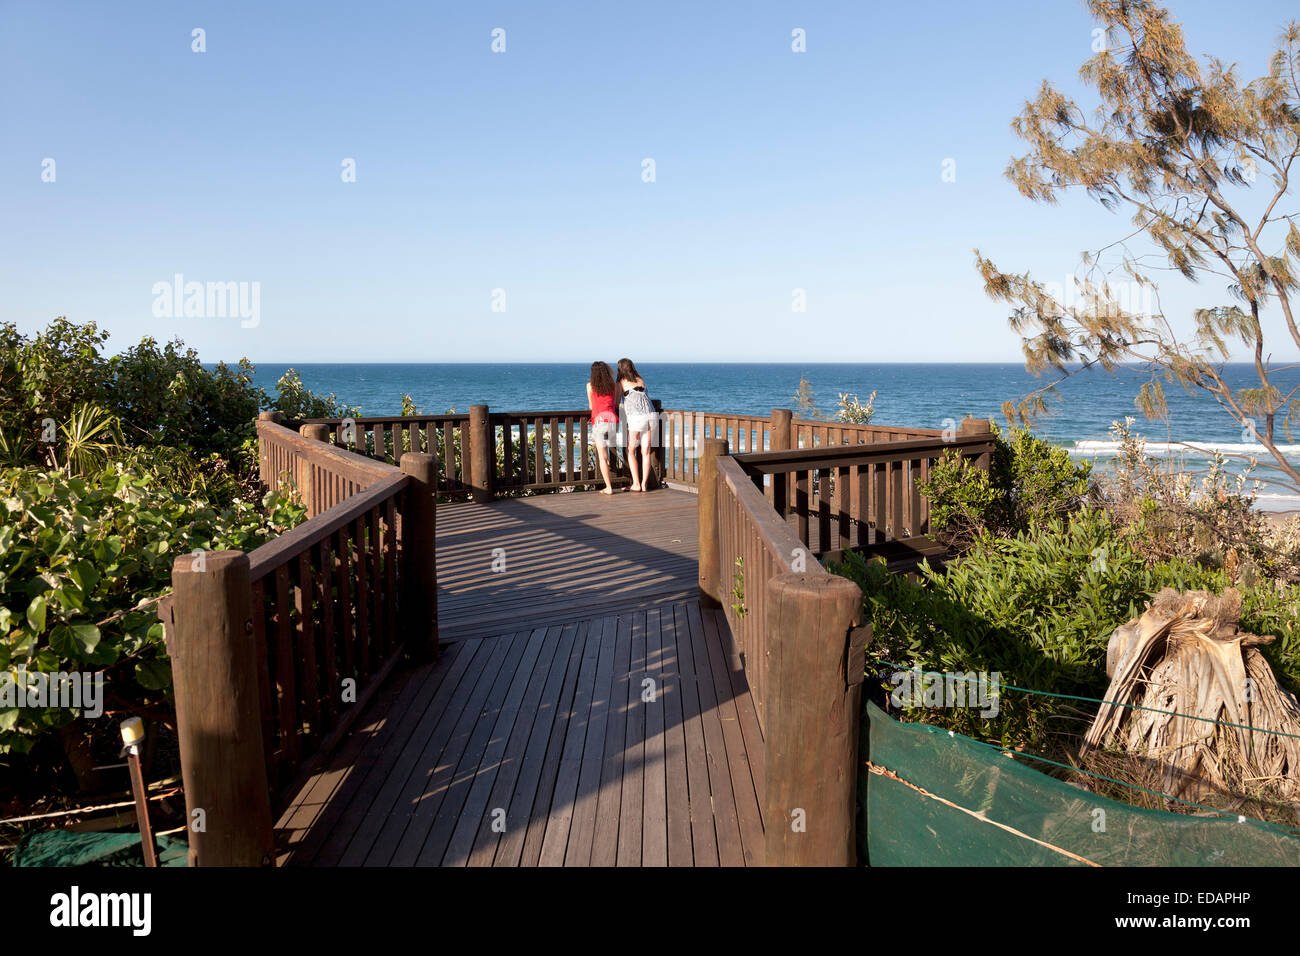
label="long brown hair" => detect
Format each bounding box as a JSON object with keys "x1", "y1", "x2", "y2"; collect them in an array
[
  {"x1": 589, "y1": 361, "x2": 616, "y2": 396},
  {"x1": 617, "y1": 358, "x2": 642, "y2": 384}
]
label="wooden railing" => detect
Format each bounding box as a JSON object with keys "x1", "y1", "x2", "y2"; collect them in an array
[
  {"x1": 298, "y1": 402, "x2": 669, "y2": 500},
  {"x1": 791, "y1": 418, "x2": 942, "y2": 448},
  {"x1": 296, "y1": 413, "x2": 472, "y2": 497},
  {"x1": 491, "y1": 408, "x2": 642, "y2": 493},
  {"x1": 658, "y1": 409, "x2": 773, "y2": 486},
  {"x1": 161, "y1": 419, "x2": 438, "y2": 865},
  {"x1": 695, "y1": 417, "x2": 996, "y2": 866},
  {"x1": 697, "y1": 438, "x2": 864, "y2": 866},
  {"x1": 735, "y1": 428, "x2": 997, "y2": 557}
]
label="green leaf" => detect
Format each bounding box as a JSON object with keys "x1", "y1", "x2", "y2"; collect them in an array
[
  {"x1": 134, "y1": 659, "x2": 172, "y2": 691},
  {"x1": 49, "y1": 623, "x2": 100, "y2": 658},
  {"x1": 67, "y1": 560, "x2": 99, "y2": 593},
  {"x1": 26, "y1": 594, "x2": 46, "y2": 634}
]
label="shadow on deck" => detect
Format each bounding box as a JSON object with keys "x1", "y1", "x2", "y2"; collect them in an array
[{"x1": 275, "y1": 488, "x2": 764, "y2": 866}]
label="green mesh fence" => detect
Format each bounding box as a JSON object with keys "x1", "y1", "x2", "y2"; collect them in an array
[
  {"x1": 863, "y1": 701, "x2": 1300, "y2": 866},
  {"x1": 13, "y1": 830, "x2": 189, "y2": 867}
]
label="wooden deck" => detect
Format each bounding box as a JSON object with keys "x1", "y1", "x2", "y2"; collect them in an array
[
  {"x1": 276, "y1": 488, "x2": 765, "y2": 866},
  {"x1": 435, "y1": 488, "x2": 700, "y2": 641}
]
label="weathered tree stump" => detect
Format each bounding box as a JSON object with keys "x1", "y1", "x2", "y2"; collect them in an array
[{"x1": 1082, "y1": 587, "x2": 1300, "y2": 804}]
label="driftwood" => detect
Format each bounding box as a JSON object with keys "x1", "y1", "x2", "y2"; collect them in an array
[{"x1": 1082, "y1": 588, "x2": 1300, "y2": 804}]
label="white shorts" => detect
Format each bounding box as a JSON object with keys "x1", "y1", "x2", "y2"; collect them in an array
[
  {"x1": 626, "y1": 415, "x2": 655, "y2": 436},
  {"x1": 591, "y1": 420, "x2": 617, "y2": 445}
]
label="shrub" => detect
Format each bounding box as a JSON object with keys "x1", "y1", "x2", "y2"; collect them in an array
[
  {"x1": 0, "y1": 463, "x2": 305, "y2": 761},
  {"x1": 271, "y1": 369, "x2": 359, "y2": 421},
  {"x1": 107, "y1": 337, "x2": 261, "y2": 458},
  {"x1": 921, "y1": 423, "x2": 1093, "y2": 546},
  {"x1": 0, "y1": 319, "x2": 357, "y2": 489},
  {"x1": 1094, "y1": 418, "x2": 1298, "y2": 582},
  {"x1": 830, "y1": 508, "x2": 1300, "y2": 750}
]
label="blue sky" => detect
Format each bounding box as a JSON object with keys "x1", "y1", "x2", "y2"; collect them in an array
[{"x1": 2, "y1": 0, "x2": 1296, "y2": 363}]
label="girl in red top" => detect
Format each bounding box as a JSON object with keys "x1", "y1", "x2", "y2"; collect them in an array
[{"x1": 586, "y1": 361, "x2": 619, "y2": 495}]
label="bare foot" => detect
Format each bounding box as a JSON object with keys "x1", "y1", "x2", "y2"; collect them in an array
[{"x1": 600, "y1": 488, "x2": 614, "y2": 495}]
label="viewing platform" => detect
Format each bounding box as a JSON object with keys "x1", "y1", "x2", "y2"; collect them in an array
[{"x1": 160, "y1": 406, "x2": 995, "y2": 867}]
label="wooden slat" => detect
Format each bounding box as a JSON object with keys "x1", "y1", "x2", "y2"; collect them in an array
[
  {"x1": 316, "y1": 539, "x2": 338, "y2": 728},
  {"x1": 492, "y1": 624, "x2": 577, "y2": 866},
  {"x1": 641, "y1": 607, "x2": 668, "y2": 866},
  {"x1": 251, "y1": 579, "x2": 276, "y2": 783},
  {"x1": 659, "y1": 604, "x2": 692, "y2": 866},
  {"x1": 275, "y1": 564, "x2": 299, "y2": 773},
  {"x1": 671, "y1": 602, "x2": 718, "y2": 866},
  {"x1": 354, "y1": 516, "x2": 370, "y2": 678},
  {"x1": 615, "y1": 612, "x2": 646, "y2": 866},
  {"x1": 517, "y1": 622, "x2": 587, "y2": 866},
  {"x1": 296, "y1": 551, "x2": 320, "y2": 753}
]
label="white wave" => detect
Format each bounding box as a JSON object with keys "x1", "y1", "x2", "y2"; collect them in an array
[{"x1": 1071, "y1": 440, "x2": 1300, "y2": 458}]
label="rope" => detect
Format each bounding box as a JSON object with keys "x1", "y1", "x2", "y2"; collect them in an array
[
  {"x1": 869, "y1": 655, "x2": 1300, "y2": 742},
  {"x1": 0, "y1": 787, "x2": 181, "y2": 826},
  {"x1": 865, "y1": 760, "x2": 1102, "y2": 866}
]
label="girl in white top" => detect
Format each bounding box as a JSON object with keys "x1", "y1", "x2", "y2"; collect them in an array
[{"x1": 617, "y1": 357, "x2": 655, "y2": 492}]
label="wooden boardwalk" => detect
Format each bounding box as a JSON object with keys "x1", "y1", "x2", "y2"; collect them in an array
[
  {"x1": 435, "y1": 488, "x2": 700, "y2": 641},
  {"x1": 276, "y1": 488, "x2": 765, "y2": 866}
]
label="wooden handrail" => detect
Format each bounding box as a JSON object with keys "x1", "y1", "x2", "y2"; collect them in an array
[
  {"x1": 245, "y1": 472, "x2": 409, "y2": 582},
  {"x1": 734, "y1": 432, "x2": 993, "y2": 472},
  {"x1": 711, "y1": 451, "x2": 864, "y2": 866},
  {"x1": 716, "y1": 456, "x2": 813, "y2": 576},
  {"x1": 166, "y1": 421, "x2": 437, "y2": 865}
]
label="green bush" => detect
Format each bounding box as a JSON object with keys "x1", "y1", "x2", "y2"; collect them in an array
[
  {"x1": 271, "y1": 369, "x2": 359, "y2": 421},
  {"x1": 921, "y1": 423, "x2": 1093, "y2": 546},
  {"x1": 0, "y1": 463, "x2": 305, "y2": 757},
  {"x1": 830, "y1": 508, "x2": 1300, "y2": 749},
  {"x1": 107, "y1": 337, "x2": 261, "y2": 459},
  {"x1": 0, "y1": 319, "x2": 357, "y2": 496}
]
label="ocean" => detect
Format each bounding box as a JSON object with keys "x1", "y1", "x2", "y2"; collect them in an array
[{"x1": 247, "y1": 362, "x2": 1300, "y2": 510}]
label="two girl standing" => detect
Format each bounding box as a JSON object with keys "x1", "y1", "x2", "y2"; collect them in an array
[{"x1": 586, "y1": 358, "x2": 655, "y2": 496}]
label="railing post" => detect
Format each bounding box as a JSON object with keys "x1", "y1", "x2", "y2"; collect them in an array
[
  {"x1": 469, "y1": 404, "x2": 493, "y2": 503},
  {"x1": 298, "y1": 424, "x2": 331, "y2": 517},
  {"x1": 256, "y1": 411, "x2": 282, "y2": 485},
  {"x1": 770, "y1": 408, "x2": 793, "y2": 451},
  {"x1": 697, "y1": 437, "x2": 728, "y2": 608},
  {"x1": 959, "y1": 416, "x2": 994, "y2": 471},
  {"x1": 770, "y1": 408, "x2": 793, "y2": 514},
  {"x1": 399, "y1": 452, "x2": 439, "y2": 661},
  {"x1": 169, "y1": 550, "x2": 273, "y2": 867},
  {"x1": 763, "y1": 572, "x2": 864, "y2": 866}
]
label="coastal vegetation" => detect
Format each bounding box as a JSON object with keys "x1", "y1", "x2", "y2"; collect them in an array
[
  {"x1": 791, "y1": 372, "x2": 877, "y2": 425},
  {"x1": 0, "y1": 318, "x2": 347, "y2": 813},
  {"x1": 975, "y1": 0, "x2": 1300, "y2": 492},
  {"x1": 834, "y1": 418, "x2": 1300, "y2": 822}
]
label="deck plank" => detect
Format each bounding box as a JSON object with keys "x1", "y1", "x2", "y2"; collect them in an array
[
  {"x1": 641, "y1": 608, "x2": 669, "y2": 867},
  {"x1": 660, "y1": 606, "x2": 694, "y2": 867},
  {"x1": 490, "y1": 624, "x2": 578, "y2": 867},
  {"x1": 279, "y1": 488, "x2": 766, "y2": 868},
  {"x1": 447, "y1": 626, "x2": 560, "y2": 866},
  {"x1": 589, "y1": 616, "x2": 633, "y2": 866},
  {"x1": 418, "y1": 628, "x2": 548, "y2": 865},
  {"x1": 671, "y1": 602, "x2": 720, "y2": 866},
  {"x1": 518, "y1": 622, "x2": 588, "y2": 866},
  {"x1": 563, "y1": 616, "x2": 619, "y2": 866},
  {"x1": 537, "y1": 619, "x2": 605, "y2": 866}
]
